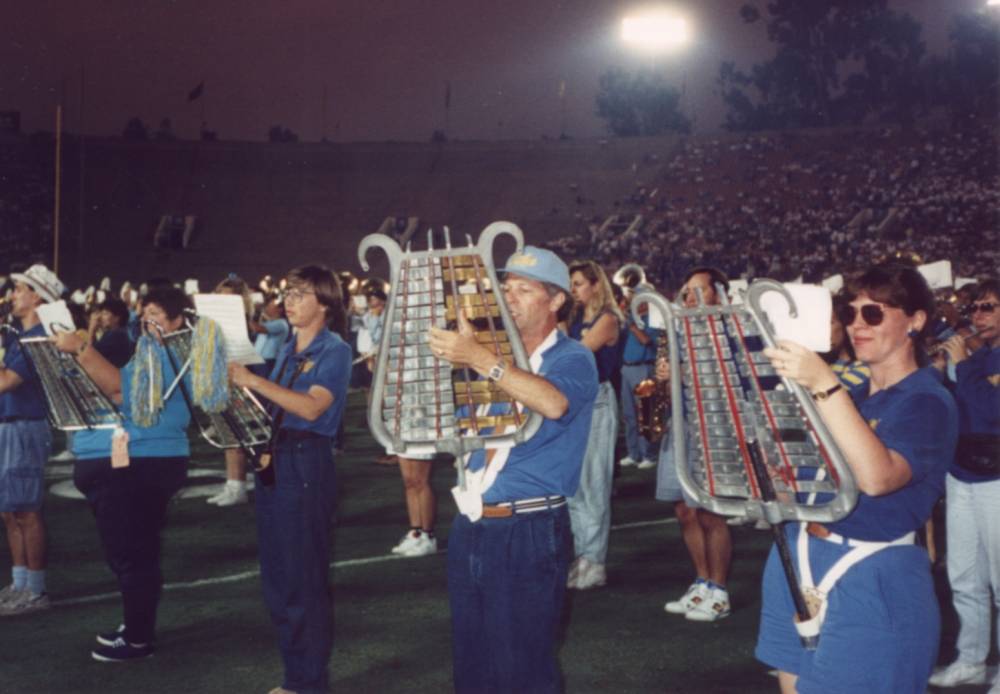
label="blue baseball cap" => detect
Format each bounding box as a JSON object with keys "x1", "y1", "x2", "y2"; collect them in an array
[{"x1": 498, "y1": 246, "x2": 571, "y2": 293}]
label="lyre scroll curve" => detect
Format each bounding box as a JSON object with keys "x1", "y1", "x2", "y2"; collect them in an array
[
  {"x1": 636, "y1": 281, "x2": 857, "y2": 525},
  {"x1": 357, "y1": 234, "x2": 404, "y2": 276}
]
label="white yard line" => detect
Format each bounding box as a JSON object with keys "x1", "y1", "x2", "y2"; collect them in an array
[{"x1": 54, "y1": 517, "x2": 678, "y2": 607}]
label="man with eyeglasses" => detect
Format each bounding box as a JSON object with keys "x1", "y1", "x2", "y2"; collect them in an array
[{"x1": 929, "y1": 278, "x2": 1000, "y2": 691}]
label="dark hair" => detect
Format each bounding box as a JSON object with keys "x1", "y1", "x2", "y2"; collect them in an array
[
  {"x1": 843, "y1": 263, "x2": 935, "y2": 364},
  {"x1": 141, "y1": 286, "x2": 192, "y2": 321},
  {"x1": 287, "y1": 264, "x2": 346, "y2": 337},
  {"x1": 824, "y1": 294, "x2": 857, "y2": 363},
  {"x1": 98, "y1": 297, "x2": 130, "y2": 327},
  {"x1": 683, "y1": 266, "x2": 730, "y2": 294},
  {"x1": 972, "y1": 278, "x2": 1000, "y2": 303}
]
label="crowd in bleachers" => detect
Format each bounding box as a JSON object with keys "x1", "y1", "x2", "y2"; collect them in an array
[{"x1": 544, "y1": 122, "x2": 998, "y2": 292}]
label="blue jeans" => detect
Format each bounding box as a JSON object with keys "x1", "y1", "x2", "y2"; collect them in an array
[
  {"x1": 619, "y1": 363, "x2": 652, "y2": 461},
  {"x1": 568, "y1": 381, "x2": 618, "y2": 563},
  {"x1": 447, "y1": 505, "x2": 572, "y2": 694},
  {"x1": 256, "y1": 437, "x2": 337, "y2": 694}
]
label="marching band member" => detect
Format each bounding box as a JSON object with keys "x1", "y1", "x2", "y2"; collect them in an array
[
  {"x1": 929, "y1": 278, "x2": 1000, "y2": 691},
  {"x1": 565, "y1": 259, "x2": 623, "y2": 590},
  {"x1": 229, "y1": 265, "x2": 351, "y2": 694},
  {"x1": 52, "y1": 286, "x2": 196, "y2": 661},
  {"x1": 429, "y1": 246, "x2": 598, "y2": 694},
  {"x1": 756, "y1": 263, "x2": 957, "y2": 693},
  {"x1": 0, "y1": 264, "x2": 64, "y2": 617}
]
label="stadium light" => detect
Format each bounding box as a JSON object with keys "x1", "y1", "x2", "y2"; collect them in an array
[
  {"x1": 621, "y1": 8, "x2": 692, "y2": 55},
  {"x1": 989, "y1": 0, "x2": 1000, "y2": 6}
]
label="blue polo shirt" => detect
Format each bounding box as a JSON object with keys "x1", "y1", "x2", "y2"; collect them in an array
[
  {"x1": 472, "y1": 330, "x2": 598, "y2": 503},
  {"x1": 0, "y1": 323, "x2": 48, "y2": 420},
  {"x1": 73, "y1": 340, "x2": 191, "y2": 460},
  {"x1": 949, "y1": 345, "x2": 1000, "y2": 482},
  {"x1": 827, "y1": 367, "x2": 958, "y2": 541},
  {"x1": 270, "y1": 328, "x2": 351, "y2": 438},
  {"x1": 622, "y1": 322, "x2": 658, "y2": 365}
]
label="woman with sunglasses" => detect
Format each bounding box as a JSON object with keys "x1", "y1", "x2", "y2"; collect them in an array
[
  {"x1": 228, "y1": 265, "x2": 351, "y2": 694},
  {"x1": 755, "y1": 263, "x2": 958, "y2": 694},
  {"x1": 928, "y1": 279, "x2": 1000, "y2": 691}
]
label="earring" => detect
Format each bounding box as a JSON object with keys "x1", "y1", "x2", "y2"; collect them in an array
[{"x1": 907, "y1": 329, "x2": 918, "y2": 338}]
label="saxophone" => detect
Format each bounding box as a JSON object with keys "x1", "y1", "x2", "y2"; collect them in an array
[{"x1": 634, "y1": 329, "x2": 669, "y2": 443}]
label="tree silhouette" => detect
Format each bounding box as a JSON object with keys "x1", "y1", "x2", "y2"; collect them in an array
[
  {"x1": 595, "y1": 68, "x2": 692, "y2": 137},
  {"x1": 122, "y1": 117, "x2": 148, "y2": 141}
]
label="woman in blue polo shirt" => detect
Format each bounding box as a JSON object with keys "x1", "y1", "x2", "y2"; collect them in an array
[
  {"x1": 757, "y1": 263, "x2": 958, "y2": 694},
  {"x1": 54, "y1": 286, "x2": 194, "y2": 663},
  {"x1": 229, "y1": 265, "x2": 351, "y2": 694}
]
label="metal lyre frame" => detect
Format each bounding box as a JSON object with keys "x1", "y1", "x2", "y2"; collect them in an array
[
  {"x1": 14, "y1": 322, "x2": 122, "y2": 431},
  {"x1": 358, "y1": 222, "x2": 543, "y2": 488},
  {"x1": 632, "y1": 281, "x2": 859, "y2": 649},
  {"x1": 147, "y1": 317, "x2": 272, "y2": 454}
]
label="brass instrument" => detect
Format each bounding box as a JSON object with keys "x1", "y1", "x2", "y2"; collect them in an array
[
  {"x1": 612, "y1": 264, "x2": 647, "y2": 296},
  {"x1": 358, "y1": 222, "x2": 543, "y2": 488},
  {"x1": 634, "y1": 331, "x2": 669, "y2": 443}
]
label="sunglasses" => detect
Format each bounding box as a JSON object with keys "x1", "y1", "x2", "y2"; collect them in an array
[
  {"x1": 836, "y1": 303, "x2": 892, "y2": 327},
  {"x1": 968, "y1": 302, "x2": 997, "y2": 315}
]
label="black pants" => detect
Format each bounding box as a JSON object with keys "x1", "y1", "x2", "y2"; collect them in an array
[{"x1": 74, "y1": 456, "x2": 187, "y2": 644}]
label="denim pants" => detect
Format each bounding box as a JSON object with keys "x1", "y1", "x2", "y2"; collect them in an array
[
  {"x1": 619, "y1": 363, "x2": 652, "y2": 462},
  {"x1": 74, "y1": 456, "x2": 187, "y2": 644},
  {"x1": 256, "y1": 437, "x2": 337, "y2": 694},
  {"x1": 945, "y1": 473, "x2": 1000, "y2": 664},
  {"x1": 448, "y1": 505, "x2": 572, "y2": 694},
  {"x1": 568, "y1": 381, "x2": 618, "y2": 564}
]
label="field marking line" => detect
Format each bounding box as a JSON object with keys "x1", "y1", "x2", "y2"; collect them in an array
[{"x1": 53, "y1": 517, "x2": 678, "y2": 607}]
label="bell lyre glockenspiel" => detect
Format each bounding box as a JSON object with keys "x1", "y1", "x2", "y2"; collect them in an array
[
  {"x1": 633, "y1": 280, "x2": 857, "y2": 524},
  {"x1": 358, "y1": 222, "x2": 543, "y2": 484}
]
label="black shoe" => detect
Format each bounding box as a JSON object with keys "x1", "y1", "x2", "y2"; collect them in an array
[
  {"x1": 95, "y1": 624, "x2": 125, "y2": 647},
  {"x1": 91, "y1": 637, "x2": 154, "y2": 662}
]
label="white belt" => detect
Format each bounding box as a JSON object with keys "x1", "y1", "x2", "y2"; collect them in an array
[{"x1": 794, "y1": 522, "x2": 915, "y2": 640}]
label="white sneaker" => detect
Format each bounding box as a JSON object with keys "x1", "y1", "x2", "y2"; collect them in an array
[
  {"x1": 206, "y1": 486, "x2": 228, "y2": 504},
  {"x1": 399, "y1": 533, "x2": 437, "y2": 557},
  {"x1": 928, "y1": 661, "x2": 987, "y2": 687},
  {"x1": 686, "y1": 587, "x2": 731, "y2": 622},
  {"x1": 566, "y1": 557, "x2": 583, "y2": 588},
  {"x1": 664, "y1": 581, "x2": 709, "y2": 614},
  {"x1": 212, "y1": 486, "x2": 248, "y2": 507},
  {"x1": 391, "y1": 530, "x2": 422, "y2": 555},
  {"x1": 0, "y1": 591, "x2": 51, "y2": 616},
  {"x1": 989, "y1": 674, "x2": 1000, "y2": 694},
  {"x1": 49, "y1": 449, "x2": 76, "y2": 462},
  {"x1": 619, "y1": 456, "x2": 638, "y2": 467},
  {"x1": 637, "y1": 458, "x2": 657, "y2": 470},
  {"x1": 0, "y1": 584, "x2": 24, "y2": 607},
  {"x1": 573, "y1": 559, "x2": 607, "y2": 590}
]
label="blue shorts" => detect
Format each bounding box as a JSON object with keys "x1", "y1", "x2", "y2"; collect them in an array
[
  {"x1": 755, "y1": 523, "x2": 939, "y2": 694},
  {"x1": 655, "y1": 428, "x2": 698, "y2": 507},
  {"x1": 0, "y1": 420, "x2": 52, "y2": 512}
]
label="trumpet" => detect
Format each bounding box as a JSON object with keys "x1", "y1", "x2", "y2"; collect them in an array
[{"x1": 927, "y1": 327, "x2": 980, "y2": 357}]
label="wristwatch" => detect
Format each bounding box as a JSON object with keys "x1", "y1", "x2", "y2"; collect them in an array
[
  {"x1": 812, "y1": 383, "x2": 842, "y2": 401},
  {"x1": 487, "y1": 360, "x2": 506, "y2": 383}
]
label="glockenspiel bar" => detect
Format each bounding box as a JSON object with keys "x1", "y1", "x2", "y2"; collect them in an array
[{"x1": 383, "y1": 380, "x2": 453, "y2": 397}]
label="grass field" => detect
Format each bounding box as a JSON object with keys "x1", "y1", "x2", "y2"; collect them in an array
[{"x1": 0, "y1": 391, "x2": 994, "y2": 693}]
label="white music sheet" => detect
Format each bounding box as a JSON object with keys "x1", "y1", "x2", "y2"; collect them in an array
[
  {"x1": 37, "y1": 300, "x2": 76, "y2": 336},
  {"x1": 193, "y1": 294, "x2": 264, "y2": 365}
]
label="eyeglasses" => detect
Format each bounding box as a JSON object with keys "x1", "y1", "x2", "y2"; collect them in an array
[
  {"x1": 284, "y1": 288, "x2": 315, "y2": 303},
  {"x1": 836, "y1": 303, "x2": 892, "y2": 327},
  {"x1": 969, "y1": 302, "x2": 997, "y2": 315}
]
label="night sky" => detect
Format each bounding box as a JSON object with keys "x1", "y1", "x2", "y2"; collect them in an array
[{"x1": 1, "y1": 0, "x2": 989, "y2": 143}]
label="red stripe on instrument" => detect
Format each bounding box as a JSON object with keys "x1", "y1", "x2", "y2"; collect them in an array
[
  {"x1": 705, "y1": 314, "x2": 760, "y2": 500},
  {"x1": 729, "y1": 316, "x2": 799, "y2": 494},
  {"x1": 682, "y1": 317, "x2": 716, "y2": 496}
]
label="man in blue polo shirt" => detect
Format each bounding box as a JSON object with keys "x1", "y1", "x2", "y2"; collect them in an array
[
  {"x1": 0, "y1": 264, "x2": 65, "y2": 616},
  {"x1": 429, "y1": 245, "x2": 598, "y2": 694},
  {"x1": 619, "y1": 286, "x2": 659, "y2": 469}
]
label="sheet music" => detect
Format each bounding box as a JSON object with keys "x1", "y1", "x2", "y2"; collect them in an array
[
  {"x1": 193, "y1": 294, "x2": 264, "y2": 365},
  {"x1": 759, "y1": 283, "x2": 832, "y2": 353},
  {"x1": 37, "y1": 300, "x2": 76, "y2": 336}
]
